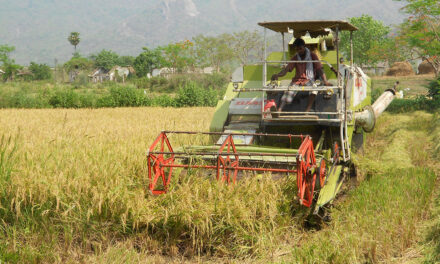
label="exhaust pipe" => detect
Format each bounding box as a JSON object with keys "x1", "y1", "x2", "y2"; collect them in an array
[{"x1": 355, "y1": 81, "x2": 399, "y2": 132}]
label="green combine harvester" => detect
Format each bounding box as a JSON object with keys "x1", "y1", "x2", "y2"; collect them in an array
[{"x1": 147, "y1": 21, "x2": 398, "y2": 214}]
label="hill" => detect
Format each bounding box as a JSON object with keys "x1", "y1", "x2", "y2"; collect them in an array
[{"x1": 0, "y1": 0, "x2": 406, "y2": 65}]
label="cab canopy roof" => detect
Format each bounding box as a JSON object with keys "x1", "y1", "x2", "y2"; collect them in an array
[{"x1": 258, "y1": 20, "x2": 358, "y2": 38}]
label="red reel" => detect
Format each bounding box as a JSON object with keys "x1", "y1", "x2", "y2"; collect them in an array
[
  {"x1": 319, "y1": 159, "x2": 326, "y2": 187},
  {"x1": 216, "y1": 135, "x2": 239, "y2": 184},
  {"x1": 147, "y1": 132, "x2": 175, "y2": 195},
  {"x1": 333, "y1": 142, "x2": 340, "y2": 163},
  {"x1": 296, "y1": 136, "x2": 317, "y2": 207}
]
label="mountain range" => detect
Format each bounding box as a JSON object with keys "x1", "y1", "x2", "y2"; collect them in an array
[{"x1": 0, "y1": 0, "x2": 407, "y2": 65}]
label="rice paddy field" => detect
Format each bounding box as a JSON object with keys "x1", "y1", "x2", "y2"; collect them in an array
[
  {"x1": 1, "y1": 71, "x2": 440, "y2": 264},
  {"x1": 0, "y1": 105, "x2": 438, "y2": 264}
]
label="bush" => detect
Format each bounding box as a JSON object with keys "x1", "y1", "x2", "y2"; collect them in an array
[
  {"x1": 387, "y1": 96, "x2": 440, "y2": 113},
  {"x1": 151, "y1": 94, "x2": 176, "y2": 107},
  {"x1": 133, "y1": 77, "x2": 151, "y2": 90},
  {"x1": 149, "y1": 76, "x2": 169, "y2": 91},
  {"x1": 49, "y1": 89, "x2": 81, "y2": 108},
  {"x1": 166, "y1": 75, "x2": 189, "y2": 92},
  {"x1": 96, "y1": 95, "x2": 116, "y2": 108},
  {"x1": 428, "y1": 76, "x2": 440, "y2": 100},
  {"x1": 0, "y1": 84, "x2": 52, "y2": 108},
  {"x1": 29, "y1": 62, "x2": 52, "y2": 80},
  {"x1": 371, "y1": 86, "x2": 382, "y2": 102},
  {"x1": 167, "y1": 73, "x2": 228, "y2": 92},
  {"x1": 97, "y1": 84, "x2": 151, "y2": 107},
  {"x1": 78, "y1": 93, "x2": 95, "y2": 108},
  {"x1": 0, "y1": 76, "x2": 224, "y2": 109},
  {"x1": 199, "y1": 72, "x2": 229, "y2": 90},
  {"x1": 73, "y1": 73, "x2": 89, "y2": 88},
  {"x1": 63, "y1": 57, "x2": 94, "y2": 73},
  {"x1": 92, "y1": 49, "x2": 119, "y2": 71},
  {"x1": 134, "y1": 73, "x2": 229, "y2": 93},
  {"x1": 12, "y1": 91, "x2": 51, "y2": 108},
  {"x1": 175, "y1": 82, "x2": 218, "y2": 107}
]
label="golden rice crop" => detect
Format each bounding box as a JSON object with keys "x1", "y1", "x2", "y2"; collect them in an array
[
  {"x1": 0, "y1": 107, "x2": 437, "y2": 263},
  {"x1": 0, "y1": 107, "x2": 301, "y2": 262}
]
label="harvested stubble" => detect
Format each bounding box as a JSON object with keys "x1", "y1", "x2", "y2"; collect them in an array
[
  {"x1": 0, "y1": 108, "x2": 437, "y2": 263},
  {"x1": 421, "y1": 112, "x2": 440, "y2": 263},
  {"x1": 287, "y1": 111, "x2": 438, "y2": 263}
]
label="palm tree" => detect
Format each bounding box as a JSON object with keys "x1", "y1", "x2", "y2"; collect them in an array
[{"x1": 68, "y1": 32, "x2": 80, "y2": 52}]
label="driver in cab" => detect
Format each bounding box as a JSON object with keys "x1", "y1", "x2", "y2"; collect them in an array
[{"x1": 271, "y1": 38, "x2": 331, "y2": 113}]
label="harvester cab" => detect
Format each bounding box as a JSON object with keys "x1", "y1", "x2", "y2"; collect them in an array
[{"x1": 147, "y1": 20, "x2": 398, "y2": 214}]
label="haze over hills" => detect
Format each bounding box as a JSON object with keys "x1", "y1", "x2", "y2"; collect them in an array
[{"x1": 0, "y1": 0, "x2": 407, "y2": 65}]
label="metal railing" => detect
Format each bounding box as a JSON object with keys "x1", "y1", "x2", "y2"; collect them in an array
[
  {"x1": 260, "y1": 59, "x2": 334, "y2": 88},
  {"x1": 233, "y1": 86, "x2": 341, "y2": 92}
]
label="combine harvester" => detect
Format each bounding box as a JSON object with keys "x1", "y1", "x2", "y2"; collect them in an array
[{"x1": 147, "y1": 21, "x2": 398, "y2": 214}]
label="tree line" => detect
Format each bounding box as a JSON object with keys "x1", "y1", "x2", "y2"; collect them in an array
[
  {"x1": 0, "y1": 30, "x2": 263, "y2": 82},
  {"x1": 340, "y1": 0, "x2": 439, "y2": 75},
  {"x1": 64, "y1": 3, "x2": 440, "y2": 78},
  {"x1": 65, "y1": 30, "x2": 264, "y2": 78}
]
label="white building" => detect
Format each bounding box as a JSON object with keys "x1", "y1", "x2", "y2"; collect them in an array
[{"x1": 89, "y1": 66, "x2": 135, "y2": 83}]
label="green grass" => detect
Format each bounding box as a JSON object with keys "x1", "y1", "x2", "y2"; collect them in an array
[
  {"x1": 292, "y1": 168, "x2": 435, "y2": 263},
  {"x1": 266, "y1": 111, "x2": 437, "y2": 263},
  {"x1": 372, "y1": 75, "x2": 433, "y2": 98},
  {"x1": 371, "y1": 75, "x2": 440, "y2": 113},
  {"x1": 418, "y1": 112, "x2": 440, "y2": 263}
]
